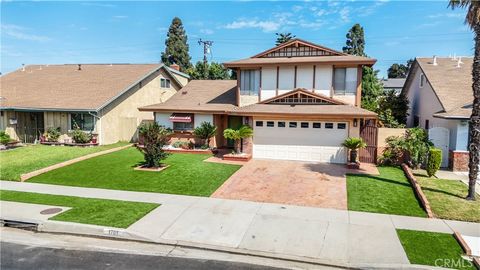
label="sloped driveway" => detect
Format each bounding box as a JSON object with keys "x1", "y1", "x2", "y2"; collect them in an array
[{"x1": 211, "y1": 159, "x2": 377, "y2": 209}]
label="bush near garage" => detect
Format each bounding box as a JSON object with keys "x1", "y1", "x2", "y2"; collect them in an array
[{"x1": 426, "y1": 148, "x2": 442, "y2": 177}]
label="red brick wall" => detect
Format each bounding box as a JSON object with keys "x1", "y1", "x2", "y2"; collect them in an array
[
  {"x1": 449, "y1": 150, "x2": 469, "y2": 172},
  {"x1": 241, "y1": 116, "x2": 253, "y2": 154}
]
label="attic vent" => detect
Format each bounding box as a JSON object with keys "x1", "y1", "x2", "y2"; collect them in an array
[
  {"x1": 433, "y1": 56, "x2": 437, "y2": 66},
  {"x1": 182, "y1": 91, "x2": 188, "y2": 95},
  {"x1": 78, "y1": 64, "x2": 82, "y2": 71}
]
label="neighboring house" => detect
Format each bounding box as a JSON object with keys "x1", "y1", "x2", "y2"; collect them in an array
[
  {"x1": 381, "y1": 78, "x2": 406, "y2": 95},
  {"x1": 140, "y1": 39, "x2": 377, "y2": 164},
  {"x1": 403, "y1": 57, "x2": 473, "y2": 171},
  {"x1": 0, "y1": 64, "x2": 189, "y2": 144}
]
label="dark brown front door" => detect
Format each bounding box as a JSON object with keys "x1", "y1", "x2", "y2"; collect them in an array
[{"x1": 359, "y1": 120, "x2": 378, "y2": 163}]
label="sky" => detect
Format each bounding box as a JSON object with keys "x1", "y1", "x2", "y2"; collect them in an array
[{"x1": 1, "y1": 0, "x2": 474, "y2": 77}]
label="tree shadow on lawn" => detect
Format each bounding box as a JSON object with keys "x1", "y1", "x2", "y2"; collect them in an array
[
  {"x1": 347, "y1": 173, "x2": 413, "y2": 188},
  {"x1": 421, "y1": 185, "x2": 470, "y2": 200}
]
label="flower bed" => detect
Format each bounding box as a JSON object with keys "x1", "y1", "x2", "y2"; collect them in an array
[{"x1": 40, "y1": 141, "x2": 99, "y2": 147}]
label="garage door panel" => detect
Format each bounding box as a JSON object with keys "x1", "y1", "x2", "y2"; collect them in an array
[{"x1": 253, "y1": 120, "x2": 348, "y2": 163}]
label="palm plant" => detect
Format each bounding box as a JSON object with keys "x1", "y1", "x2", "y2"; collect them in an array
[
  {"x1": 223, "y1": 125, "x2": 253, "y2": 154},
  {"x1": 193, "y1": 121, "x2": 217, "y2": 148},
  {"x1": 342, "y1": 137, "x2": 367, "y2": 163},
  {"x1": 449, "y1": 0, "x2": 479, "y2": 200}
]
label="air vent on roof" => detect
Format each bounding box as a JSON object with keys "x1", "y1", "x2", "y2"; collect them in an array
[
  {"x1": 457, "y1": 57, "x2": 463, "y2": 68},
  {"x1": 22, "y1": 64, "x2": 25, "y2": 72},
  {"x1": 182, "y1": 91, "x2": 188, "y2": 95},
  {"x1": 78, "y1": 64, "x2": 82, "y2": 71},
  {"x1": 433, "y1": 56, "x2": 437, "y2": 66}
]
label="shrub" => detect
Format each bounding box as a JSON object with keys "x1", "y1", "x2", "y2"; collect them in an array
[
  {"x1": 136, "y1": 122, "x2": 171, "y2": 168},
  {"x1": 223, "y1": 125, "x2": 253, "y2": 154},
  {"x1": 426, "y1": 148, "x2": 442, "y2": 177},
  {"x1": 378, "y1": 136, "x2": 405, "y2": 165},
  {"x1": 403, "y1": 127, "x2": 432, "y2": 168},
  {"x1": 44, "y1": 127, "x2": 61, "y2": 142},
  {"x1": 70, "y1": 129, "x2": 92, "y2": 144},
  {"x1": 193, "y1": 121, "x2": 217, "y2": 148},
  {"x1": 172, "y1": 141, "x2": 191, "y2": 149},
  {"x1": 343, "y1": 137, "x2": 367, "y2": 163},
  {"x1": 0, "y1": 131, "x2": 11, "y2": 145}
]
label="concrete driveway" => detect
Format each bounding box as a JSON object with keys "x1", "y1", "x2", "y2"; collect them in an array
[{"x1": 211, "y1": 159, "x2": 378, "y2": 209}]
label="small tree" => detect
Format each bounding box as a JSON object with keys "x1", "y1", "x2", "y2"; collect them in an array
[
  {"x1": 402, "y1": 127, "x2": 431, "y2": 168},
  {"x1": 0, "y1": 131, "x2": 11, "y2": 145},
  {"x1": 193, "y1": 121, "x2": 217, "y2": 148},
  {"x1": 137, "y1": 122, "x2": 171, "y2": 168},
  {"x1": 342, "y1": 137, "x2": 367, "y2": 163},
  {"x1": 223, "y1": 125, "x2": 253, "y2": 154},
  {"x1": 426, "y1": 148, "x2": 442, "y2": 177},
  {"x1": 70, "y1": 129, "x2": 92, "y2": 144},
  {"x1": 275, "y1": 33, "x2": 295, "y2": 45},
  {"x1": 44, "y1": 127, "x2": 61, "y2": 142}
]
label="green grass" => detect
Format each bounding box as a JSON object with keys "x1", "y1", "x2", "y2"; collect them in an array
[
  {"x1": 0, "y1": 190, "x2": 159, "y2": 228},
  {"x1": 28, "y1": 147, "x2": 241, "y2": 196},
  {"x1": 415, "y1": 173, "x2": 480, "y2": 222},
  {"x1": 347, "y1": 166, "x2": 426, "y2": 217},
  {"x1": 0, "y1": 142, "x2": 129, "y2": 181},
  {"x1": 397, "y1": 229, "x2": 475, "y2": 270}
]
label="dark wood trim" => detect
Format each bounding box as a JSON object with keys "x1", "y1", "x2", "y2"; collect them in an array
[
  {"x1": 312, "y1": 65, "x2": 316, "y2": 92},
  {"x1": 356, "y1": 65, "x2": 363, "y2": 107},
  {"x1": 294, "y1": 66, "x2": 297, "y2": 89},
  {"x1": 276, "y1": 66, "x2": 279, "y2": 96},
  {"x1": 236, "y1": 69, "x2": 241, "y2": 106},
  {"x1": 259, "y1": 67, "x2": 262, "y2": 102},
  {"x1": 331, "y1": 65, "x2": 335, "y2": 97}
]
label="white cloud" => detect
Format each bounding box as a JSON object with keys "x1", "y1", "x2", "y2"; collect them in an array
[
  {"x1": 81, "y1": 2, "x2": 116, "y2": 8},
  {"x1": 156, "y1": 26, "x2": 168, "y2": 32},
  {"x1": 200, "y1": 28, "x2": 214, "y2": 35},
  {"x1": 113, "y1": 15, "x2": 128, "y2": 19},
  {"x1": 225, "y1": 19, "x2": 280, "y2": 32},
  {"x1": 428, "y1": 13, "x2": 464, "y2": 19},
  {"x1": 1, "y1": 24, "x2": 50, "y2": 42}
]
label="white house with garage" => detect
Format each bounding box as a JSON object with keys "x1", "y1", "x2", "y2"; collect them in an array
[
  {"x1": 403, "y1": 56, "x2": 473, "y2": 171},
  {"x1": 140, "y1": 39, "x2": 378, "y2": 164}
]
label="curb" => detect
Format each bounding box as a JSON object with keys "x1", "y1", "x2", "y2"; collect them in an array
[
  {"x1": 453, "y1": 231, "x2": 472, "y2": 256},
  {"x1": 401, "y1": 164, "x2": 435, "y2": 218},
  {"x1": 20, "y1": 144, "x2": 133, "y2": 181}
]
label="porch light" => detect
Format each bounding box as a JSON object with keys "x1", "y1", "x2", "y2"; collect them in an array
[
  {"x1": 169, "y1": 113, "x2": 192, "y2": 123},
  {"x1": 353, "y1": 118, "x2": 358, "y2": 127}
]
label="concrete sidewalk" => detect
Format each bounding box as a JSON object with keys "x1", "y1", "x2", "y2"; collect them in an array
[{"x1": 1, "y1": 180, "x2": 479, "y2": 267}]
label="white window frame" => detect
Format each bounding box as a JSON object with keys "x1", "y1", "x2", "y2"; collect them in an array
[
  {"x1": 161, "y1": 78, "x2": 171, "y2": 88},
  {"x1": 240, "y1": 69, "x2": 260, "y2": 96}
]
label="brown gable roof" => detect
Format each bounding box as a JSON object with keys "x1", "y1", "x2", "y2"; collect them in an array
[
  {"x1": 0, "y1": 64, "x2": 176, "y2": 111},
  {"x1": 251, "y1": 38, "x2": 346, "y2": 58},
  {"x1": 223, "y1": 55, "x2": 376, "y2": 68},
  {"x1": 139, "y1": 80, "x2": 238, "y2": 113},
  {"x1": 405, "y1": 57, "x2": 473, "y2": 118}
]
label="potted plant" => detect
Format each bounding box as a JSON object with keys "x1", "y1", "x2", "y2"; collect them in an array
[
  {"x1": 193, "y1": 121, "x2": 217, "y2": 149},
  {"x1": 223, "y1": 125, "x2": 253, "y2": 154},
  {"x1": 342, "y1": 137, "x2": 367, "y2": 164}
]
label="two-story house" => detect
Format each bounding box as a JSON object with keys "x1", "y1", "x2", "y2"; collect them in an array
[{"x1": 140, "y1": 39, "x2": 377, "y2": 164}]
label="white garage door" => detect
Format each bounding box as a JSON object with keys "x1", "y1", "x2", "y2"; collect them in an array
[{"x1": 253, "y1": 120, "x2": 348, "y2": 163}]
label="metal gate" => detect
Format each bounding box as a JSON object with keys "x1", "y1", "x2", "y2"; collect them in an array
[{"x1": 359, "y1": 121, "x2": 378, "y2": 163}]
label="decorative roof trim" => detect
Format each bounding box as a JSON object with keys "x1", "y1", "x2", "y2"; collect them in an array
[
  {"x1": 251, "y1": 38, "x2": 347, "y2": 59},
  {"x1": 259, "y1": 88, "x2": 346, "y2": 105}
]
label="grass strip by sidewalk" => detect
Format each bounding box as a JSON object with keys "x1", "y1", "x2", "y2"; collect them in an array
[
  {"x1": 0, "y1": 190, "x2": 159, "y2": 228},
  {"x1": 397, "y1": 229, "x2": 475, "y2": 270},
  {"x1": 347, "y1": 166, "x2": 426, "y2": 217},
  {"x1": 0, "y1": 142, "x2": 129, "y2": 181},
  {"x1": 415, "y1": 173, "x2": 480, "y2": 223}
]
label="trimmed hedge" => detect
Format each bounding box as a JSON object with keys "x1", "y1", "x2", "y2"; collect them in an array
[{"x1": 426, "y1": 148, "x2": 442, "y2": 177}]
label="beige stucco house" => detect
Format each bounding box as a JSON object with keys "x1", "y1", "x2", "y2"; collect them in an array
[
  {"x1": 0, "y1": 63, "x2": 189, "y2": 144},
  {"x1": 140, "y1": 39, "x2": 378, "y2": 164}
]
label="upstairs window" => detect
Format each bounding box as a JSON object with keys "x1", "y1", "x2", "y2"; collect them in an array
[
  {"x1": 240, "y1": 70, "x2": 260, "y2": 95},
  {"x1": 70, "y1": 113, "x2": 94, "y2": 131},
  {"x1": 333, "y1": 68, "x2": 357, "y2": 95},
  {"x1": 420, "y1": 74, "x2": 425, "y2": 88},
  {"x1": 161, "y1": 78, "x2": 171, "y2": 88}
]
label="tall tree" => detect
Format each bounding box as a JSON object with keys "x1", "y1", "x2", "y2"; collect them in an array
[
  {"x1": 275, "y1": 33, "x2": 296, "y2": 46},
  {"x1": 449, "y1": 0, "x2": 479, "y2": 200},
  {"x1": 387, "y1": 59, "x2": 414, "y2": 78},
  {"x1": 342, "y1": 24, "x2": 366, "y2": 56},
  {"x1": 161, "y1": 17, "x2": 191, "y2": 72},
  {"x1": 343, "y1": 24, "x2": 382, "y2": 112},
  {"x1": 187, "y1": 61, "x2": 232, "y2": 80}
]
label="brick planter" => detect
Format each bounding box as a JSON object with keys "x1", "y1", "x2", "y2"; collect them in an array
[
  {"x1": 401, "y1": 164, "x2": 435, "y2": 218},
  {"x1": 347, "y1": 162, "x2": 360, "y2": 169},
  {"x1": 134, "y1": 165, "x2": 170, "y2": 172},
  {"x1": 223, "y1": 153, "x2": 252, "y2": 162},
  {"x1": 164, "y1": 148, "x2": 217, "y2": 155}
]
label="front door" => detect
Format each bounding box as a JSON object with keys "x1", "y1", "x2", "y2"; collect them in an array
[
  {"x1": 429, "y1": 127, "x2": 450, "y2": 168},
  {"x1": 227, "y1": 116, "x2": 243, "y2": 148}
]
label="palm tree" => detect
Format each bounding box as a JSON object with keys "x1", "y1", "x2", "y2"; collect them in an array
[
  {"x1": 275, "y1": 33, "x2": 296, "y2": 46},
  {"x1": 223, "y1": 125, "x2": 253, "y2": 154},
  {"x1": 449, "y1": 0, "x2": 480, "y2": 200}
]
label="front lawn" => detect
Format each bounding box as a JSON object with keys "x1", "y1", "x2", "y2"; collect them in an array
[
  {"x1": 415, "y1": 173, "x2": 480, "y2": 222},
  {"x1": 397, "y1": 229, "x2": 475, "y2": 270},
  {"x1": 347, "y1": 166, "x2": 426, "y2": 217},
  {"x1": 28, "y1": 147, "x2": 241, "y2": 196},
  {"x1": 0, "y1": 142, "x2": 128, "y2": 181},
  {"x1": 0, "y1": 190, "x2": 159, "y2": 228}
]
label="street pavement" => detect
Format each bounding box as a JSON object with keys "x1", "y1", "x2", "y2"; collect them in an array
[{"x1": 1, "y1": 180, "x2": 479, "y2": 268}]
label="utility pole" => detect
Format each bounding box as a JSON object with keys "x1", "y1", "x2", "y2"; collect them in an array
[{"x1": 198, "y1": 39, "x2": 213, "y2": 79}]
